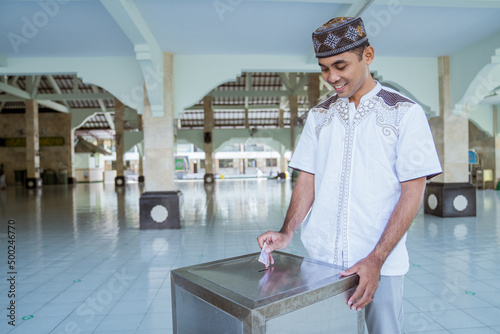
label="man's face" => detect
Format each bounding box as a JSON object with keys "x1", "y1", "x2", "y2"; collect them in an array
[{"x1": 318, "y1": 47, "x2": 374, "y2": 102}]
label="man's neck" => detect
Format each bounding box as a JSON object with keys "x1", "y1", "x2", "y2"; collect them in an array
[{"x1": 349, "y1": 78, "x2": 377, "y2": 108}]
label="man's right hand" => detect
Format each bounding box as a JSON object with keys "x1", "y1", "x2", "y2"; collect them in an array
[{"x1": 257, "y1": 231, "x2": 293, "y2": 266}]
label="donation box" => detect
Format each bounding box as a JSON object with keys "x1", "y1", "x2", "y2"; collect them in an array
[{"x1": 171, "y1": 251, "x2": 365, "y2": 334}]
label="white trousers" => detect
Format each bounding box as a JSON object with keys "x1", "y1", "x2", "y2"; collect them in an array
[{"x1": 364, "y1": 275, "x2": 404, "y2": 334}]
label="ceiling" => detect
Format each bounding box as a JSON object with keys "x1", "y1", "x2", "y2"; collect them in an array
[
  {"x1": 1, "y1": 0, "x2": 500, "y2": 140},
  {"x1": 1, "y1": 0, "x2": 500, "y2": 59}
]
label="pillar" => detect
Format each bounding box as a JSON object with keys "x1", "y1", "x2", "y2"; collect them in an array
[
  {"x1": 68, "y1": 127, "x2": 77, "y2": 184},
  {"x1": 308, "y1": 73, "x2": 320, "y2": 109},
  {"x1": 203, "y1": 95, "x2": 215, "y2": 183},
  {"x1": 279, "y1": 144, "x2": 287, "y2": 179},
  {"x1": 494, "y1": 106, "x2": 500, "y2": 188},
  {"x1": 25, "y1": 100, "x2": 42, "y2": 189},
  {"x1": 138, "y1": 142, "x2": 145, "y2": 183},
  {"x1": 214, "y1": 158, "x2": 220, "y2": 175},
  {"x1": 289, "y1": 95, "x2": 298, "y2": 153},
  {"x1": 140, "y1": 53, "x2": 182, "y2": 229},
  {"x1": 239, "y1": 155, "x2": 245, "y2": 175},
  {"x1": 114, "y1": 98, "x2": 126, "y2": 187},
  {"x1": 244, "y1": 108, "x2": 249, "y2": 129},
  {"x1": 424, "y1": 56, "x2": 476, "y2": 217},
  {"x1": 279, "y1": 109, "x2": 284, "y2": 128},
  {"x1": 137, "y1": 114, "x2": 145, "y2": 183}
]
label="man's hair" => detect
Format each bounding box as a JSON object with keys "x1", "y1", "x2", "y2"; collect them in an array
[{"x1": 349, "y1": 40, "x2": 370, "y2": 61}]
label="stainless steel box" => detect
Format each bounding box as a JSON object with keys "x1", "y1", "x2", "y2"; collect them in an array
[{"x1": 171, "y1": 251, "x2": 364, "y2": 334}]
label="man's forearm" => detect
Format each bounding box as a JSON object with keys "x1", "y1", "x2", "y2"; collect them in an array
[
  {"x1": 280, "y1": 171, "x2": 315, "y2": 237},
  {"x1": 370, "y1": 177, "x2": 426, "y2": 265}
]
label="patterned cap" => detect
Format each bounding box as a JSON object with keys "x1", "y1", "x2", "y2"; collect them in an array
[{"x1": 312, "y1": 17, "x2": 368, "y2": 58}]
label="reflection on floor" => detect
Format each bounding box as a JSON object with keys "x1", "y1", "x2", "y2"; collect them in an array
[{"x1": 0, "y1": 180, "x2": 499, "y2": 334}]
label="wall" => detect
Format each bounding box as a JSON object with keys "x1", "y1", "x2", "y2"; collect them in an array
[
  {"x1": 469, "y1": 104, "x2": 494, "y2": 137},
  {"x1": 0, "y1": 112, "x2": 72, "y2": 186}
]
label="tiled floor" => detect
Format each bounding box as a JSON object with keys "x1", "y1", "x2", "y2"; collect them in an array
[{"x1": 0, "y1": 180, "x2": 499, "y2": 334}]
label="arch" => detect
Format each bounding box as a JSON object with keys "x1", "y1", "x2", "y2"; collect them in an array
[
  {"x1": 72, "y1": 110, "x2": 99, "y2": 129},
  {"x1": 174, "y1": 55, "x2": 320, "y2": 117},
  {"x1": 453, "y1": 48, "x2": 500, "y2": 115}
]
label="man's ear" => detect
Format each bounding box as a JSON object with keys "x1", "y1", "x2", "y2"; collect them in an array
[{"x1": 364, "y1": 46, "x2": 375, "y2": 65}]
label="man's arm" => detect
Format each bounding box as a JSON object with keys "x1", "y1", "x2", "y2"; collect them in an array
[
  {"x1": 257, "y1": 171, "x2": 315, "y2": 262},
  {"x1": 340, "y1": 176, "x2": 426, "y2": 310}
]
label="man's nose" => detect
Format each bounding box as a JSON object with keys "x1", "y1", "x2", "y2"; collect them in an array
[{"x1": 327, "y1": 70, "x2": 341, "y2": 84}]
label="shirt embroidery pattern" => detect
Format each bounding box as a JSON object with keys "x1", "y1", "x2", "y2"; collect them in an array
[
  {"x1": 335, "y1": 100, "x2": 349, "y2": 128},
  {"x1": 373, "y1": 89, "x2": 415, "y2": 137},
  {"x1": 332, "y1": 99, "x2": 355, "y2": 266},
  {"x1": 335, "y1": 123, "x2": 354, "y2": 267},
  {"x1": 353, "y1": 99, "x2": 375, "y2": 127},
  {"x1": 311, "y1": 95, "x2": 339, "y2": 138}
]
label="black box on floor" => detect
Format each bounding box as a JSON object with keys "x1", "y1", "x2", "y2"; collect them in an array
[
  {"x1": 424, "y1": 182, "x2": 476, "y2": 217},
  {"x1": 26, "y1": 177, "x2": 43, "y2": 189},
  {"x1": 140, "y1": 191, "x2": 183, "y2": 229}
]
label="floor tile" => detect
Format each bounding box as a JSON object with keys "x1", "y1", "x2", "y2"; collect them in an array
[
  {"x1": 94, "y1": 313, "x2": 144, "y2": 331},
  {"x1": 427, "y1": 309, "x2": 485, "y2": 329},
  {"x1": 449, "y1": 328, "x2": 497, "y2": 334},
  {"x1": 403, "y1": 312, "x2": 446, "y2": 332},
  {"x1": 462, "y1": 308, "x2": 500, "y2": 326}
]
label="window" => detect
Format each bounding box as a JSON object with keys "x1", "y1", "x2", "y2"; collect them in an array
[
  {"x1": 266, "y1": 158, "x2": 277, "y2": 167},
  {"x1": 219, "y1": 159, "x2": 234, "y2": 168}
]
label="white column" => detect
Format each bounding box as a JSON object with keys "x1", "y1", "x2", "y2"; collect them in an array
[
  {"x1": 433, "y1": 56, "x2": 469, "y2": 183},
  {"x1": 494, "y1": 105, "x2": 500, "y2": 187},
  {"x1": 114, "y1": 98, "x2": 125, "y2": 179},
  {"x1": 25, "y1": 100, "x2": 40, "y2": 180},
  {"x1": 203, "y1": 95, "x2": 214, "y2": 176},
  {"x1": 143, "y1": 53, "x2": 175, "y2": 191},
  {"x1": 289, "y1": 95, "x2": 298, "y2": 153}
]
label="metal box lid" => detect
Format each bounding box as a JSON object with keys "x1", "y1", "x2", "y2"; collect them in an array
[{"x1": 172, "y1": 251, "x2": 358, "y2": 310}]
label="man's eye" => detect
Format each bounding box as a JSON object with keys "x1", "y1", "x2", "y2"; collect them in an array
[{"x1": 337, "y1": 66, "x2": 346, "y2": 70}]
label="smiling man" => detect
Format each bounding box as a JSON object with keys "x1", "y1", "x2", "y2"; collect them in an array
[{"x1": 257, "y1": 17, "x2": 442, "y2": 333}]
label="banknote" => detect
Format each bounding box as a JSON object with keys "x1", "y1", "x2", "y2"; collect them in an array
[{"x1": 258, "y1": 242, "x2": 269, "y2": 266}]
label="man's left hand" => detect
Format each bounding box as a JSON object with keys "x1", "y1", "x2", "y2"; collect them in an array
[{"x1": 339, "y1": 254, "x2": 383, "y2": 311}]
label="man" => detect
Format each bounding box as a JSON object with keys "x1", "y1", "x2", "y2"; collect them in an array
[{"x1": 257, "y1": 17, "x2": 442, "y2": 334}]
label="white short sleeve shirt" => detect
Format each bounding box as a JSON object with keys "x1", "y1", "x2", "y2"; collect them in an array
[{"x1": 289, "y1": 82, "x2": 442, "y2": 276}]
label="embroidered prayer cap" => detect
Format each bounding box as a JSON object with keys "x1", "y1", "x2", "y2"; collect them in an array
[{"x1": 312, "y1": 17, "x2": 368, "y2": 58}]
